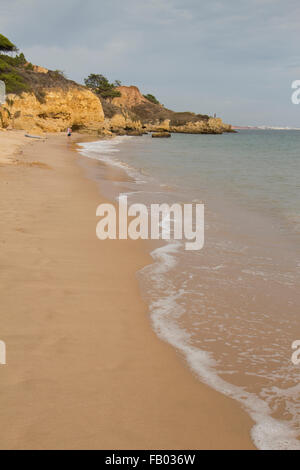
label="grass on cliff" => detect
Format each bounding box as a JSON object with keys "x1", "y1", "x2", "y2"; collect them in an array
[
  {"x1": 0, "y1": 53, "x2": 83, "y2": 99},
  {"x1": 0, "y1": 34, "x2": 85, "y2": 98},
  {"x1": 143, "y1": 93, "x2": 160, "y2": 105},
  {"x1": 0, "y1": 34, "x2": 17, "y2": 53},
  {"x1": 98, "y1": 89, "x2": 211, "y2": 126},
  {"x1": 0, "y1": 54, "x2": 31, "y2": 94},
  {"x1": 84, "y1": 74, "x2": 121, "y2": 100},
  {"x1": 130, "y1": 99, "x2": 210, "y2": 126}
]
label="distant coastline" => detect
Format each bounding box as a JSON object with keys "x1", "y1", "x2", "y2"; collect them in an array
[{"x1": 233, "y1": 125, "x2": 300, "y2": 130}]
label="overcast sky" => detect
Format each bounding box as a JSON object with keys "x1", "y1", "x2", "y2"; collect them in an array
[{"x1": 1, "y1": 0, "x2": 300, "y2": 126}]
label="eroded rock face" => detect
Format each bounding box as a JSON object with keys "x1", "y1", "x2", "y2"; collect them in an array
[
  {"x1": 145, "y1": 119, "x2": 171, "y2": 132},
  {"x1": 112, "y1": 86, "x2": 149, "y2": 108},
  {"x1": 152, "y1": 131, "x2": 171, "y2": 138},
  {"x1": 0, "y1": 80, "x2": 233, "y2": 136},
  {"x1": 25, "y1": 63, "x2": 49, "y2": 74},
  {"x1": 0, "y1": 87, "x2": 104, "y2": 134},
  {"x1": 110, "y1": 85, "x2": 233, "y2": 135},
  {"x1": 170, "y1": 117, "x2": 233, "y2": 134},
  {"x1": 102, "y1": 112, "x2": 143, "y2": 135}
]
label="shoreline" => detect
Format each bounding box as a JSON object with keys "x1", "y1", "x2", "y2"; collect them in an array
[{"x1": 0, "y1": 131, "x2": 255, "y2": 449}]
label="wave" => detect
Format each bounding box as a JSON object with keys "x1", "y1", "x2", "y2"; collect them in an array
[
  {"x1": 139, "y1": 241, "x2": 300, "y2": 450},
  {"x1": 77, "y1": 134, "x2": 300, "y2": 450},
  {"x1": 77, "y1": 137, "x2": 145, "y2": 182}
]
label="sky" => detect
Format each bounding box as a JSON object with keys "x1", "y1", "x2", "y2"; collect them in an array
[{"x1": 1, "y1": 0, "x2": 300, "y2": 126}]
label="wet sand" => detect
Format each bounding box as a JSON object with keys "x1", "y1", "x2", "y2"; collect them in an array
[{"x1": 0, "y1": 131, "x2": 255, "y2": 449}]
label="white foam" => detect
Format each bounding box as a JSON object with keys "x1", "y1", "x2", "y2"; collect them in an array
[
  {"x1": 80, "y1": 136, "x2": 300, "y2": 449},
  {"x1": 77, "y1": 137, "x2": 145, "y2": 181},
  {"x1": 139, "y1": 240, "x2": 300, "y2": 450},
  {"x1": 146, "y1": 241, "x2": 182, "y2": 275}
]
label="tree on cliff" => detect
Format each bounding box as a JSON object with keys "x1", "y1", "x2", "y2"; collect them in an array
[
  {"x1": 84, "y1": 74, "x2": 121, "y2": 100},
  {"x1": 0, "y1": 34, "x2": 29, "y2": 94},
  {"x1": 143, "y1": 94, "x2": 160, "y2": 105},
  {"x1": 0, "y1": 34, "x2": 17, "y2": 53}
]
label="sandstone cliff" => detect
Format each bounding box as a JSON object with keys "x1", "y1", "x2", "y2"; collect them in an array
[
  {"x1": 0, "y1": 79, "x2": 232, "y2": 136},
  {"x1": 0, "y1": 86, "x2": 104, "y2": 134},
  {"x1": 0, "y1": 55, "x2": 105, "y2": 134},
  {"x1": 0, "y1": 87, "x2": 104, "y2": 133},
  {"x1": 170, "y1": 117, "x2": 233, "y2": 134},
  {"x1": 0, "y1": 61, "x2": 231, "y2": 136},
  {"x1": 0, "y1": 32, "x2": 233, "y2": 136},
  {"x1": 112, "y1": 86, "x2": 148, "y2": 108},
  {"x1": 108, "y1": 85, "x2": 233, "y2": 135}
]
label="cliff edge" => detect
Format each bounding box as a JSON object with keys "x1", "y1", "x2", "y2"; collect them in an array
[
  {"x1": 0, "y1": 33, "x2": 232, "y2": 136},
  {"x1": 107, "y1": 85, "x2": 233, "y2": 135}
]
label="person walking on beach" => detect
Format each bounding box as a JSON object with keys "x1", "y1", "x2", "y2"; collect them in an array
[{"x1": 67, "y1": 127, "x2": 72, "y2": 138}]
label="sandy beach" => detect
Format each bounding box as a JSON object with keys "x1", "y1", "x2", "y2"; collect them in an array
[
  {"x1": 0, "y1": 130, "x2": 255, "y2": 450},
  {"x1": 0, "y1": 130, "x2": 30, "y2": 165}
]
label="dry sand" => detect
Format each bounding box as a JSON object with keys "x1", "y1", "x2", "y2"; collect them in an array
[
  {"x1": 0, "y1": 131, "x2": 255, "y2": 449},
  {"x1": 0, "y1": 129, "x2": 30, "y2": 164}
]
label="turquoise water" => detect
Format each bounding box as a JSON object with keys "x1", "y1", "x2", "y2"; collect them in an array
[
  {"x1": 78, "y1": 130, "x2": 300, "y2": 449},
  {"x1": 111, "y1": 130, "x2": 300, "y2": 237}
]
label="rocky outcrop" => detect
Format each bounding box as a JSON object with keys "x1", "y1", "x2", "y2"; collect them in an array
[
  {"x1": 152, "y1": 132, "x2": 171, "y2": 138},
  {"x1": 0, "y1": 87, "x2": 104, "y2": 134},
  {"x1": 0, "y1": 31, "x2": 233, "y2": 136},
  {"x1": 0, "y1": 63, "x2": 232, "y2": 136},
  {"x1": 170, "y1": 117, "x2": 233, "y2": 134},
  {"x1": 98, "y1": 111, "x2": 143, "y2": 136},
  {"x1": 25, "y1": 63, "x2": 48, "y2": 74},
  {"x1": 32, "y1": 65, "x2": 48, "y2": 74},
  {"x1": 109, "y1": 85, "x2": 233, "y2": 135},
  {"x1": 146, "y1": 119, "x2": 171, "y2": 132},
  {"x1": 112, "y1": 86, "x2": 149, "y2": 108}
]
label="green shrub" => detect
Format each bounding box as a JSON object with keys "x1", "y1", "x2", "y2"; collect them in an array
[
  {"x1": 0, "y1": 57, "x2": 9, "y2": 72},
  {"x1": 0, "y1": 53, "x2": 27, "y2": 67},
  {"x1": 0, "y1": 72, "x2": 29, "y2": 94},
  {"x1": 0, "y1": 34, "x2": 17, "y2": 53},
  {"x1": 84, "y1": 74, "x2": 121, "y2": 100},
  {"x1": 25, "y1": 62, "x2": 34, "y2": 71},
  {"x1": 0, "y1": 53, "x2": 30, "y2": 94},
  {"x1": 14, "y1": 53, "x2": 26, "y2": 66},
  {"x1": 143, "y1": 94, "x2": 160, "y2": 105},
  {"x1": 51, "y1": 70, "x2": 66, "y2": 79}
]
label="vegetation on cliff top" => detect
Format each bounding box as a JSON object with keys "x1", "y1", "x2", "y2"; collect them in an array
[
  {"x1": 143, "y1": 93, "x2": 160, "y2": 105},
  {"x1": 0, "y1": 33, "x2": 228, "y2": 134},
  {"x1": 0, "y1": 33, "x2": 85, "y2": 98},
  {"x1": 84, "y1": 74, "x2": 121, "y2": 100},
  {"x1": 0, "y1": 34, "x2": 28, "y2": 94},
  {"x1": 0, "y1": 54, "x2": 30, "y2": 94},
  {"x1": 0, "y1": 34, "x2": 17, "y2": 53}
]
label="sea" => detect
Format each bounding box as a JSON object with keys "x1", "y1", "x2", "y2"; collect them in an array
[{"x1": 77, "y1": 129, "x2": 300, "y2": 450}]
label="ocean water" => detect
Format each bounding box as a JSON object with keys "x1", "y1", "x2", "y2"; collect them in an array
[{"x1": 78, "y1": 130, "x2": 300, "y2": 450}]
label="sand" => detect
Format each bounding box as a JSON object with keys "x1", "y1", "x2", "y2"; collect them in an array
[
  {"x1": 0, "y1": 131, "x2": 255, "y2": 449},
  {"x1": 0, "y1": 129, "x2": 30, "y2": 164}
]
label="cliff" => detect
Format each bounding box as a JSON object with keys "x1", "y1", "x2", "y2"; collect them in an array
[
  {"x1": 112, "y1": 86, "x2": 149, "y2": 108},
  {"x1": 108, "y1": 85, "x2": 233, "y2": 135},
  {"x1": 0, "y1": 35, "x2": 231, "y2": 136},
  {"x1": 0, "y1": 50, "x2": 105, "y2": 134},
  {"x1": 1, "y1": 87, "x2": 104, "y2": 134},
  {"x1": 0, "y1": 76, "x2": 232, "y2": 136}
]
